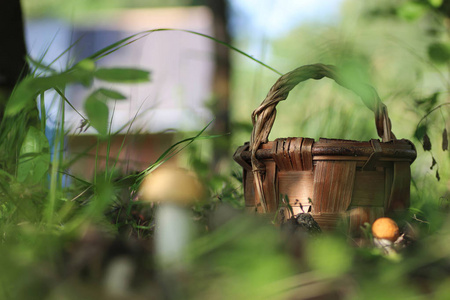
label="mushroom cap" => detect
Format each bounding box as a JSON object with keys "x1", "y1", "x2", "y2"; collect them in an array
[
  {"x1": 139, "y1": 167, "x2": 204, "y2": 205},
  {"x1": 371, "y1": 217, "x2": 400, "y2": 242},
  {"x1": 347, "y1": 207, "x2": 370, "y2": 236}
]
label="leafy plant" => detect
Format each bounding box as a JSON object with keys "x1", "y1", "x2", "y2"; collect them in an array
[{"x1": 1, "y1": 11, "x2": 450, "y2": 299}]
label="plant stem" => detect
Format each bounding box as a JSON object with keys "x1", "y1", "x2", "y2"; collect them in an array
[
  {"x1": 416, "y1": 102, "x2": 450, "y2": 132},
  {"x1": 39, "y1": 92, "x2": 46, "y2": 135}
]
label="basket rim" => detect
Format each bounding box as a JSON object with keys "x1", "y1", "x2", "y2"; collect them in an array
[{"x1": 234, "y1": 137, "x2": 416, "y2": 170}]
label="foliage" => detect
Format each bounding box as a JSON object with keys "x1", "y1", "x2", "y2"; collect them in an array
[
  {"x1": 0, "y1": 26, "x2": 250, "y2": 299},
  {"x1": 1, "y1": 4, "x2": 450, "y2": 299}
]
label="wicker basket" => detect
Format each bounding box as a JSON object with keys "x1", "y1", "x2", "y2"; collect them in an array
[{"x1": 233, "y1": 64, "x2": 416, "y2": 230}]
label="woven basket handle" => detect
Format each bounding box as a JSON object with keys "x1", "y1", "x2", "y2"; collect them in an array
[
  {"x1": 249, "y1": 64, "x2": 395, "y2": 213},
  {"x1": 250, "y1": 63, "x2": 395, "y2": 173}
]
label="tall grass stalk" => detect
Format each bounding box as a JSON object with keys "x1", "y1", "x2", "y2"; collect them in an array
[
  {"x1": 45, "y1": 97, "x2": 64, "y2": 224},
  {"x1": 39, "y1": 92, "x2": 46, "y2": 135}
]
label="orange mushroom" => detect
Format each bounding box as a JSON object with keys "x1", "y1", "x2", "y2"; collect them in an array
[{"x1": 371, "y1": 217, "x2": 400, "y2": 242}]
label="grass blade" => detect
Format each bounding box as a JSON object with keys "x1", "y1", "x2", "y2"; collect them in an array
[{"x1": 84, "y1": 28, "x2": 282, "y2": 76}]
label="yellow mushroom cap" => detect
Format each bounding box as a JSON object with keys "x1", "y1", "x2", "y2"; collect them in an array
[
  {"x1": 139, "y1": 167, "x2": 204, "y2": 205},
  {"x1": 372, "y1": 217, "x2": 400, "y2": 242}
]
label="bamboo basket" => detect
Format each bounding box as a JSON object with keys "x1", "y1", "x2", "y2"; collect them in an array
[{"x1": 233, "y1": 64, "x2": 416, "y2": 230}]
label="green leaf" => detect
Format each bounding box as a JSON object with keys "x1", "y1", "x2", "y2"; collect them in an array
[
  {"x1": 414, "y1": 92, "x2": 439, "y2": 113},
  {"x1": 5, "y1": 78, "x2": 39, "y2": 116},
  {"x1": 76, "y1": 59, "x2": 96, "y2": 72},
  {"x1": 5, "y1": 74, "x2": 71, "y2": 116},
  {"x1": 5, "y1": 65, "x2": 95, "y2": 116},
  {"x1": 337, "y1": 59, "x2": 375, "y2": 110},
  {"x1": 84, "y1": 94, "x2": 109, "y2": 136},
  {"x1": 17, "y1": 127, "x2": 50, "y2": 184},
  {"x1": 429, "y1": 0, "x2": 443, "y2": 8},
  {"x1": 94, "y1": 68, "x2": 150, "y2": 83},
  {"x1": 96, "y1": 88, "x2": 127, "y2": 100},
  {"x1": 428, "y1": 42, "x2": 450, "y2": 64},
  {"x1": 414, "y1": 124, "x2": 427, "y2": 141},
  {"x1": 397, "y1": 2, "x2": 427, "y2": 21},
  {"x1": 70, "y1": 60, "x2": 95, "y2": 87}
]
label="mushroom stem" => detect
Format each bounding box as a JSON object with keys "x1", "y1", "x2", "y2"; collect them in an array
[
  {"x1": 155, "y1": 203, "x2": 192, "y2": 267},
  {"x1": 373, "y1": 238, "x2": 395, "y2": 255},
  {"x1": 138, "y1": 167, "x2": 204, "y2": 268}
]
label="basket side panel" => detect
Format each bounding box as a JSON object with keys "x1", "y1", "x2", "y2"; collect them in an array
[
  {"x1": 243, "y1": 169, "x2": 256, "y2": 209},
  {"x1": 278, "y1": 171, "x2": 314, "y2": 214},
  {"x1": 301, "y1": 138, "x2": 314, "y2": 170},
  {"x1": 350, "y1": 171, "x2": 385, "y2": 207},
  {"x1": 387, "y1": 162, "x2": 411, "y2": 211},
  {"x1": 384, "y1": 166, "x2": 394, "y2": 209},
  {"x1": 273, "y1": 137, "x2": 313, "y2": 172},
  {"x1": 311, "y1": 213, "x2": 343, "y2": 231},
  {"x1": 251, "y1": 160, "x2": 278, "y2": 213},
  {"x1": 264, "y1": 160, "x2": 279, "y2": 212},
  {"x1": 289, "y1": 138, "x2": 303, "y2": 170},
  {"x1": 311, "y1": 161, "x2": 357, "y2": 213},
  {"x1": 273, "y1": 138, "x2": 293, "y2": 171}
]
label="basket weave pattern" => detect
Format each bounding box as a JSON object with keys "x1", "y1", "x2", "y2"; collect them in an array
[{"x1": 234, "y1": 64, "x2": 416, "y2": 230}]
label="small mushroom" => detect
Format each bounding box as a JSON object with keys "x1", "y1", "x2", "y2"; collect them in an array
[
  {"x1": 347, "y1": 207, "x2": 370, "y2": 238},
  {"x1": 371, "y1": 217, "x2": 400, "y2": 255},
  {"x1": 372, "y1": 217, "x2": 400, "y2": 242},
  {"x1": 139, "y1": 167, "x2": 204, "y2": 267}
]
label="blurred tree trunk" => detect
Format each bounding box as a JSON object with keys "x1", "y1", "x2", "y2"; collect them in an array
[
  {"x1": 206, "y1": 0, "x2": 232, "y2": 169},
  {"x1": 0, "y1": 0, "x2": 29, "y2": 121},
  {"x1": 0, "y1": 0, "x2": 41, "y2": 173}
]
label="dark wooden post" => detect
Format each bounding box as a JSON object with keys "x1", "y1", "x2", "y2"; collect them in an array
[
  {"x1": 0, "y1": 0, "x2": 29, "y2": 121},
  {"x1": 206, "y1": 0, "x2": 232, "y2": 169}
]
